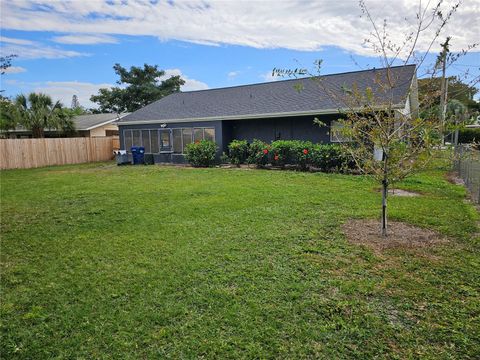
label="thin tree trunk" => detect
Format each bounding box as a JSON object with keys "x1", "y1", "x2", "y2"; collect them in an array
[
  {"x1": 381, "y1": 153, "x2": 388, "y2": 237},
  {"x1": 381, "y1": 178, "x2": 388, "y2": 237}
]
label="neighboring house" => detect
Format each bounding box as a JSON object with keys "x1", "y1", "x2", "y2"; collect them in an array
[
  {"x1": 3, "y1": 113, "x2": 129, "y2": 138},
  {"x1": 117, "y1": 65, "x2": 419, "y2": 163}
]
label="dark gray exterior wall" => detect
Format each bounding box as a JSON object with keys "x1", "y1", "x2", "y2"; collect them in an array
[
  {"x1": 222, "y1": 114, "x2": 338, "y2": 149},
  {"x1": 119, "y1": 120, "x2": 223, "y2": 164},
  {"x1": 119, "y1": 113, "x2": 338, "y2": 163}
]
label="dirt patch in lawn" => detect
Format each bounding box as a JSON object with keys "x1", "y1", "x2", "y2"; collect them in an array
[
  {"x1": 445, "y1": 171, "x2": 465, "y2": 186},
  {"x1": 374, "y1": 188, "x2": 421, "y2": 197},
  {"x1": 343, "y1": 219, "x2": 448, "y2": 253},
  {"x1": 388, "y1": 189, "x2": 420, "y2": 197}
]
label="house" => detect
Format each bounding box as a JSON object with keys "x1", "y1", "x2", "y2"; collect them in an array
[
  {"x1": 3, "y1": 113, "x2": 128, "y2": 139},
  {"x1": 117, "y1": 65, "x2": 418, "y2": 163}
]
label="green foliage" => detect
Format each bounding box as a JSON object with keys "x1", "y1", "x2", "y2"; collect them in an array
[
  {"x1": 289, "y1": 140, "x2": 314, "y2": 170},
  {"x1": 0, "y1": 98, "x2": 19, "y2": 132},
  {"x1": 12, "y1": 93, "x2": 74, "y2": 138},
  {"x1": 90, "y1": 63, "x2": 185, "y2": 113},
  {"x1": 228, "y1": 139, "x2": 249, "y2": 165},
  {"x1": 1, "y1": 162, "x2": 478, "y2": 358},
  {"x1": 419, "y1": 77, "x2": 479, "y2": 111},
  {"x1": 229, "y1": 139, "x2": 354, "y2": 172},
  {"x1": 0, "y1": 54, "x2": 17, "y2": 76},
  {"x1": 185, "y1": 140, "x2": 218, "y2": 167},
  {"x1": 459, "y1": 128, "x2": 480, "y2": 144},
  {"x1": 270, "y1": 140, "x2": 293, "y2": 167},
  {"x1": 310, "y1": 144, "x2": 355, "y2": 172},
  {"x1": 247, "y1": 139, "x2": 270, "y2": 166}
]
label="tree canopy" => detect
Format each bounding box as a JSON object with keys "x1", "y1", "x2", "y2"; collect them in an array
[
  {"x1": 418, "y1": 77, "x2": 479, "y2": 111},
  {"x1": 11, "y1": 93, "x2": 74, "y2": 138},
  {"x1": 90, "y1": 63, "x2": 185, "y2": 113}
]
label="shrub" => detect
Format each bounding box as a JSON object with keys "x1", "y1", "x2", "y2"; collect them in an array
[
  {"x1": 310, "y1": 144, "x2": 355, "y2": 173},
  {"x1": 247, "y1": 139, "x2": 270, "y2": 167},
  {"x1": 459, "y1": 128, "x2": 480, "y2": 144},
  {"x1": 228, "y1": 140, "x2": 249, "y2": 165},
  {"x1": 270, "y1": 140, "x2": 293, "y2": 167},
  {"x1": 289, "y1": 140, "x2": 314, "y2": 170},
  {"x1": 185, "y1": 140, "x2": 218, "y2": 167},
  {"x1": 270, "y1": 140, "x2": 313, "y2": 168}
]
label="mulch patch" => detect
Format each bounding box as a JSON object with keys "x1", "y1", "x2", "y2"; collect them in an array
[
  {"x1": 343, "y1": 219, "x2": 448, "y2": 252},
  {"x1": 445, "y1": 171, "x2": 465, "y2": 186}
]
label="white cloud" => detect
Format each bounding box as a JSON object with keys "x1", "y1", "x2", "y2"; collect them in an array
[
  {"x1": 159, "y1": 69, "x2": 209, "y2": 91},
  {"x1": 2, "y1": 66, "x2": 27, "y2": 74},
  {"x1": 52, "y1": 34, "x2": 118, "y2": 45},
  {"x1": 228, "y1": 71, "x2": 239, "y2": 79},
  {"x1": 0, "y1": 36, "x2": 35, "y2": 46},
  {"x1": 1, "y1": 36, "x2": 88, "y2": 59},
  {"x1": 1, "y1": 0, "x2": 478, "y2": 56},
  {"x1": 28, "y1": 69, "x2": 207, "y2": 109},
  {"x1": 260, "y1": 71, "x2": 281, "y2": 82},
  {"x1": 34, "y1": 81, "x2": 113, "y2": 109}
]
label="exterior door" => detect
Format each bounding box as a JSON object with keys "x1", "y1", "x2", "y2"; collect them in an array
[{"x1": 160, "y1": 129, "x2": 173, "y2": 153}]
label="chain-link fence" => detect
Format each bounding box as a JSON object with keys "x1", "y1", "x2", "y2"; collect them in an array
[{"x1": 454, "y1": 145, "x2": 480, "y2": 203}]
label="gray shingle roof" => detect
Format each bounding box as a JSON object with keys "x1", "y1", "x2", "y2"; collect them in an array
[
  {"x1": 119, "y1": 65, "x2": 416, "y2": 123},
  {"x1": 73, "y1": 113, "x2": 129, "y2": 130}
]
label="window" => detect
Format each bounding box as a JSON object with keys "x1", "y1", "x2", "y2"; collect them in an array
[
  {"x1": 124, "y1": 130, "x2": 133, "y2": 151},
  {"x1": 142, "y1": 130, "x2": 151, "y2": 153},
  {"x1": 194, "y1": 128, "x2": 204, "y2": 142},
  {"x1": 160, "y1": 130, "x2": 170, "y2": 150},
  {"x1": 182, "y1": 128, "x2": 193, "y2": 152},
  {"x1": 125, "y1": 127, "x2": 215, "y2": 155},
  {"x1": 151, "y1": 130, "x2": 160, "y2": 153},
  {"x1": 204, "y1": 128, "x2": 215, "y2": 142},
  {"x1": 193, "y1": 127, "x2": 215, "y2": 142},
  {"x1": 173, "y1": 129, "x2": 182, "y2": 154},
  {"x1": 330, "y1": 121, "x2": 350, "y2": 143},
  {"x1": 132, "y1": 130, "x2": 141, "y2": 147}
]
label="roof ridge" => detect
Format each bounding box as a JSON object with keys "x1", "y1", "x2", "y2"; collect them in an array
[{"x1": 178, "y1": 64, "x2": 417, "y2": 94}]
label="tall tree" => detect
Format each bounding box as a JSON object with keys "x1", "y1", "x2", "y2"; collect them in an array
[
  {"x1": 418, "y1": 77, "x2": 479, "y2": 113},
  {"x1": 90, "y1": 63, "x2": 185, "y2": 113},
  {"x1": 14, "y1": 93, "x2": 74, "y2": 138}
]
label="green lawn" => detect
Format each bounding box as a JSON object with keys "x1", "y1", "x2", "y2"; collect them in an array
[{"x1": 1, "y1": 161, "x2": 479, "y2": 359}]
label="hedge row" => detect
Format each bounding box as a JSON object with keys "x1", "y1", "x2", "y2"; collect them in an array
[
  {"x1": 184, "y1": 139, "x2": 357, "y2": 173},
  {"x1": 459, "y1": 128, "x2": 480, "y2": 144},
  {"x1": 228, "y1": 139, "x2": 356, "y2": 173}
]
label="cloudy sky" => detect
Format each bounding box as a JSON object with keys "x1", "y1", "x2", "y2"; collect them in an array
[{"x1": 1, "y1": 0, "x2": 479, "y2": 108}]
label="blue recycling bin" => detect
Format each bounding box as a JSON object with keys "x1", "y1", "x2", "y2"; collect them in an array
[{"x1": 131, "y1": 146, "x2": 145, "y2": 165}]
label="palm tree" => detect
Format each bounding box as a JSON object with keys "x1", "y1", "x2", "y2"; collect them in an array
[{"x1": 14, "y1": 93, "x2": 74, "y2": 138}]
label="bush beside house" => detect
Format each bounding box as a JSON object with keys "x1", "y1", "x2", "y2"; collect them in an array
[
  {"x1": 185, "y1": 140, "x2": 218, "y2": 167},
  {"x1": 228, "y1": 140, "x2": 249, "y2": 165},
  {"x1": 185, "y1": 138, "x2": 356, "y2": 172}
]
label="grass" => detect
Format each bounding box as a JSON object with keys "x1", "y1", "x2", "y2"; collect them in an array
[{"x1": 1, "y1": 160, "x2": 479, "y2": 359}]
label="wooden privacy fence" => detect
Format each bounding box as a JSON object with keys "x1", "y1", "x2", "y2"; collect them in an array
[{"x1": 0, "y1": 137, "x2": 118, "y2": 170}]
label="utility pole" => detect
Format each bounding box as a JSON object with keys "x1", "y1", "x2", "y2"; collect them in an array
[
  {"x1": 438, "y1": 38, "x2": 450, "y2": 146},
  {"x1": 71, "y1": 94, "x2": 80, "y2": 109}
]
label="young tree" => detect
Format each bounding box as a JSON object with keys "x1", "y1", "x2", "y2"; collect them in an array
[
  {"x1": 276, "y1": 0, "x2": 477, "y2": 236},
  {"x1": 14, "y1": 93, "x2": 74, "y2": 138},
  {"x1": 90, "y1": 63, "x2": 185, "y2": 113}
]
